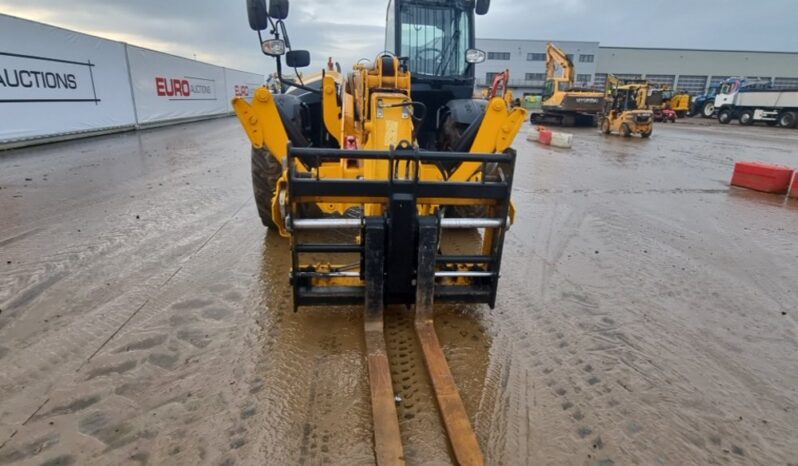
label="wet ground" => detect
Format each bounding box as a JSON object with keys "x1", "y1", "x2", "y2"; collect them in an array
[{"x1": 1, "y1": 117, "x2": 797, "y2": 466}]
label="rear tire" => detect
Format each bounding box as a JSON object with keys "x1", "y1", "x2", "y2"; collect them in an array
[
  {"x1": 778, "y1": 111, "x2": 796, "y2": 128},
  {"x1": 251, "y1": 147, "x2": 281, "y2": 229},
  {"x1": 600, "y1": 117, "x2": 611, "y2": 134},
  {"x1": 718, "y1": 109, "x2": 732, "y2": 124},
  {"x1": 701, "y1": 101, "x2": 715, "y2": 118},
  {"x1": 620, "y1": 123, "x2": 631, "y2": 137},
  {"x1": 739, "y1": 110, "x2": 754, "y2": 126}
]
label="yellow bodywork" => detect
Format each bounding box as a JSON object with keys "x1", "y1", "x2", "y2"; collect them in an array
[
  {"x1": 233, "y1": 55, "x2": 525, "y2": 235},
  {"x1": 668, "y1": 92, "x2": 691, "y2": 116},
  {"x1": 600, "y1": 74, "x2": 654, "y2": 137},
  {"x1": 231, "y1": 55, "x2": 525, "y2": 289}
]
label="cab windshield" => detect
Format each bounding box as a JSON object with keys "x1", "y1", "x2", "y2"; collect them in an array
[
  {"x1": 399, "y1": 3, "x2": 470, "y2": 77},
  {"x1": 719, "y1": 82, "x2": 736, "y2": 94}
]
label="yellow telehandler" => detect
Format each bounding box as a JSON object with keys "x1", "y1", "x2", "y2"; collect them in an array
[{"x1": 233, "y1": 0, "x2": 525, "y2": 464}]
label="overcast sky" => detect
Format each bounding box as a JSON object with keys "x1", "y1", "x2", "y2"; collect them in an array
[{"x1": 1, "y1": 0, "x2": 796, "y2": 75}]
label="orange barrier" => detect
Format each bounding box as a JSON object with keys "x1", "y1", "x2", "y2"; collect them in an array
[
  {"x1": 538, "y1": 129, "x2": 553, "y2": 145},
  {"x1": 790, "y1": 173, "x2": 798, "y2": 199},
  {"x1": 730, "y1": 161, "x2": 794, "y2": 194}
]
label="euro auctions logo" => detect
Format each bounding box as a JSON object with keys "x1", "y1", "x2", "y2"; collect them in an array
[
  {"x1": 0, "y1": 52, "x2": 99, "y2": 103},
  {"x1": 234, "y1": 85, "x2": 250, "y2": 97},
  {"x1": 155, "y1": 76, "x2": 216, "y2": 101}
]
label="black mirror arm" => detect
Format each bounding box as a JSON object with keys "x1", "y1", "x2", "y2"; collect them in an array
[{"x1": 279, "y1": 21, "x2": 291, "y2": 49}]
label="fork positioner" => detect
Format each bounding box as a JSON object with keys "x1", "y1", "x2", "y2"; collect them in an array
[{"x1": 235, "y1": 0, "x2": 524, "y2": 463}]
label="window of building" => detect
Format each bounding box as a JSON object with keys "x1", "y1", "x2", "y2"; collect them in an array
[
  {"x1": 645, "y1": 74, "x2": 675, "y2": 88},
  {"x1": 579, "y1": 54, "x2": 594, "y2": 63},
  {"x1": 676, "y1": 75, "x2": 708, "y2": 95},
  {"x1": 527, "y1": 53, "x2": 546, "y2": 61},
  {"x1": 487, "y1": 52, "x2": 510, "y2": 60},
  {"x1": 576, "y1": 74, "x2": 592, "y2": 84},
  {"x1": 593, "y1": 73, "x2": 608, "y2": 90},
  {"x1": 774, "y1": 77, "x2": 798, "y2": 89},
  {"x1": 614, "y1": 73, "x2": 642, "y2": 80},
  {"x1": 566, "y1": 54, "x2": 574, "y2": 62},
  {"x1": 525, "y1": 73, "x2": 545, "y2": 81},
  {"x1": 486, "y1": 72, "x2": 499, "y2": 83},
  {"x1": 709, "y1": 76, "x2": 730, "y2": 87}
]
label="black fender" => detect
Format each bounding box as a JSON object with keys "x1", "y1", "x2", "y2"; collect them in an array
[
  {"x1": 272, "y1": 93, "x2": 311, "y2": 147},
  {"x1": 272, "y1": 94, "x2": 304, "y2": 127},
  {"x1": 440, "y1": 98, "x2": 488, "y2": 127}
]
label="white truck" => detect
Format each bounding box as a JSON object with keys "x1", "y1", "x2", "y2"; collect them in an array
[
  {"x1": 717, "y1": 88, "x2": 798, "y2": 128},
  {"x1": 713, "y1": 77, "x2": 770, "y2": 109}
]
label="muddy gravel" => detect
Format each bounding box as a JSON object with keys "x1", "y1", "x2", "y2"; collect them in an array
[{"x1": 1, "y1": 117, "x2": 797, "y2": 465}]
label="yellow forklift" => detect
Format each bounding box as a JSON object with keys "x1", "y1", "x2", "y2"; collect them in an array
[{"x1": 599, "y1": 74, "x2": 654, "y2": 138}]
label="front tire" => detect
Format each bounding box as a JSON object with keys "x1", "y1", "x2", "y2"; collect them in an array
[
  {"x1": 600, "y1": 117, "x2": 611, "y2": 134},
  {"x1": 702, "y1": 101, "x2": 715, "y2": 118},
  {"x1": 620, "y1": 123, "x2": 632, "y2": 137},
  {"x1": 251, "y1": 147, "x2": 282, "y2": 229},
  {"x1": 739, "y1": 110, "x2": 754, "y2": 126},
  {"x1": 641, "y1": 129, "x2": 652, "y2": 138}
]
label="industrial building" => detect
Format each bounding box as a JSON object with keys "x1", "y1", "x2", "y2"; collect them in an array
[{"x1": 475, "y1": 38, "x2": 798, "y2": 96}]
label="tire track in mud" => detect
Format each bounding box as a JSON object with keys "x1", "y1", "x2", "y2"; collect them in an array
[
  {"x1": 243, "y1": 234, "x2": 374, "y2": 464},
  {"x1": 476, "y1": 182, "x2": 797, "y2": 465},
  {"x1": 0, "y1": 205, "x2": 269, "y2": 465},
  {"x1": 0, "y1": 195, "x2": 250, "y2": 434}
]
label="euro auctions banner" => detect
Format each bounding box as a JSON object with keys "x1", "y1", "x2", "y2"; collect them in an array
[
  {"x1": 0, "y1": 14, "x2": 136, "y2": 142},
  {"x1": 126, "y1": 45, "x2": 228, "y2": 124},
  {"x1": 224, "y1": 68, "x2": 264, "y2": 102}
]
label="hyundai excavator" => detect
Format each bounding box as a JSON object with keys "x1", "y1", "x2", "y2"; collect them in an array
[
  {"x1": 233, "y1": 0, "x2": 525, "y2": 464},
  {"x1": 529, "y1": 42, "x2": 604, "y2": 127}
]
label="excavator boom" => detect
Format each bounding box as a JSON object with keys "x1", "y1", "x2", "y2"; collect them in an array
[{"x1": 546, "y1": 42, "x2": 575, "y2": 84}]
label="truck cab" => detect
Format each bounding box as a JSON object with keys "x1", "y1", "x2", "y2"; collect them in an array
[{"x1": 714, "y1": 77, "x2": 771, "y2": 112}]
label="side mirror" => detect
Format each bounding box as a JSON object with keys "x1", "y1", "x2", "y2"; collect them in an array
[
  {"x1": 286, "y1": 50, "x2": 310, "y2": 68},
  {"x1": 475, "y1": 0, "x2": 490, "y2": 15},
  {"x1": 246, "y1": 0, "x2": 269, "y2": 31},
  {"x1": 269, "y1": 0, "x2": 289, "y2": 20}
]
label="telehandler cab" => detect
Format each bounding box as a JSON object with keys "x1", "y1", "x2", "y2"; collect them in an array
[{"x1": 232, "y1": 0, "x2": 525, "y2": 464}]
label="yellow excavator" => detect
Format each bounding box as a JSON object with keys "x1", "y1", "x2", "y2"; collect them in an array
[
  {"x1": 234, "y1": 0, "x2": 525, "y2": 464},
  {"x1": 529, "y1": 42, "x2": 605, "y2": 126},
  {"x1": 599, "y1": 74, "x2": 654, "y2": 137},
  {"x1": 649, "y1": 84, "x2": 691, "y2": 119}
]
